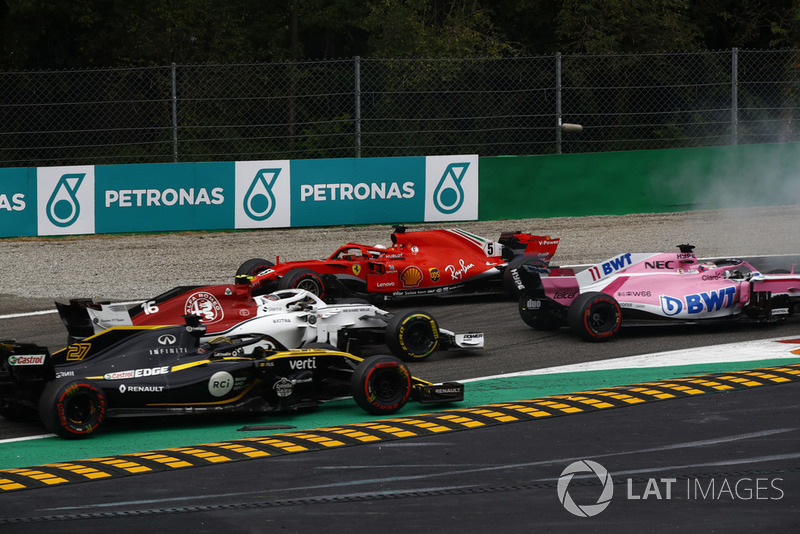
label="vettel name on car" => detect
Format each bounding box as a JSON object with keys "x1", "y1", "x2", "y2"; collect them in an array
[{"x1": 515, "y1": 244, "x2": 800, "y2": 341}]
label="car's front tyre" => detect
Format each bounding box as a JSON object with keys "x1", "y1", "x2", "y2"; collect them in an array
[
  {"x1": 385, "y1": 310, "x2": 440, "y2": 361},
  {"x1": 350, "y1": 355, "x2": 411, "y2": 415}
]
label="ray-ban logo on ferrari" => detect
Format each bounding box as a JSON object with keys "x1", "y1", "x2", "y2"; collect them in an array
[
  {"x1": 244, "y1": 168, "x2": 280, "y2": 221},
  {"x1": 433, "y1": 162, "x2": 467, "y2": 214},
  {"x1": 46, "y1": 173, "x2": 84, "y2": 227}
]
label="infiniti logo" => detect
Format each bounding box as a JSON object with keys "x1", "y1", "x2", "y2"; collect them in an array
[{"x1": 157, "y1": 334, "x2": 177, "y2": 345}]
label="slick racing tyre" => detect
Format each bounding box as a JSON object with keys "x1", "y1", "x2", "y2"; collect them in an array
[
  {"x1": 278, "y1": 268, "x2": 327, "y2": 299},
  {"x1": 385, "y1": 310, "x2": 440, "y2": 361},
  {"x1": 351, "y1": 355, "x2": 412, "y2": 415},
  {"x1": 235, "y1": 258, "x2": 275, "y2": 284},
  {"x1": 567, "y1": 292, "x2": 622, "y2": 341},
  {"x1": 39, "y1": 378, "x2": 107, "y2": 439},
  {"x1": 518, "y1": 295, "x2": 562, "y2": 331}
]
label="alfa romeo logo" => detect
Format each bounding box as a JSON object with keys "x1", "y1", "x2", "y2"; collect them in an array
[
  {"x1": 557, "y1": 460, "x2": 614, "y2": 517},
  {"x1": 184, "y1": 292, "x2": 224, "y2": 324}
]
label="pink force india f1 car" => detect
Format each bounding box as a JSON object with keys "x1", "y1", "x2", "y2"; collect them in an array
[{"x1": 514, "y1": 244, "x2": 800, "y2": 341}]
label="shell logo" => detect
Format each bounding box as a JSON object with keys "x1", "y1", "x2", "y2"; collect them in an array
[{"x1": 401, "y1": 266, "x2": 423, "y2": 287}]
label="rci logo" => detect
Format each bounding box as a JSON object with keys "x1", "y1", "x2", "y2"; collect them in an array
[
  {"x1": 243, "y1": 168, "x2": 280, "y2": 221},
  {"x1": 46, "y1": 173, "x2": 84, "y2": 227},
  {"x1": 433, "y1": 162, "x2": 468, "y2": 214},
  {"x1": 557, "y1": 460, "x2": 614, "y2": 517}
]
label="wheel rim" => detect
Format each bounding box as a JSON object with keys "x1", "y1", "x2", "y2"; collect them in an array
[
  {"x1": 295, "y1": 277, "x2": 322, "y2": 295},
  {"x1": 65, "y1": 391, "x2": 96, "y2": 425},
  {"x1": 370, "y1": 368, "x2": 404, "y2": 402},
  {"x1": 587, "y1": 303, "x2": 616, "y2": 333},
  {"x1": 403, "y1": 320, "x2": 435, "y2": 353}
]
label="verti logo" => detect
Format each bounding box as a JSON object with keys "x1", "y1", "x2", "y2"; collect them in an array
[
  {"x1": 557, "y1": 460, "x2": 614, "y2": 517},
  {"x1": 244, "y1": 168, "x2": 280, "y2": 221},
  {"x1": 46, "y1": 173, "x2": 84, "y2": 227},
  {"x1": 433, "y1": 162, "x2": 467, "y2": 214}
]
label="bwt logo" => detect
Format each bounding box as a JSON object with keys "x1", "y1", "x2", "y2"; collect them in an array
[
  {"x1": 587, "y1": 253, "x2": 633, "y2": 281},
  {"x1": 660, "y1": 287, "x2": 736, "y2": 316},
  {"x1": 46, "y1": 173, "x2": 84, "y2": 227}
]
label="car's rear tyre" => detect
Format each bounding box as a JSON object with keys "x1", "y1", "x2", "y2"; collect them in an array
[
  {"x1": 235, "y1": 258, "x2": 275, "y2": 283},
  {"x1": 519, "y1": 295, "x2": 562, "y2": 331},
  {"x1": 567, "y1": 292, "x2": 621, "y2": 341},
  {"x1": 350, "y1": 355, "x2": 411, "y2": 415},
  {"x1": 39, "y1": 378, "x2": 107, "y2": 439},
  {"x1": 385, "y1": 310, "x2": 439, "y2": 361},
  {"x1": 278, "y1": 268, "x2": 327, "y2": 299}
]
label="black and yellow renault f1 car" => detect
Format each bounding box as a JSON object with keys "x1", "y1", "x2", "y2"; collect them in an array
[{"x1": 0, "y1": 316, "x2": 464, "y2": 439}]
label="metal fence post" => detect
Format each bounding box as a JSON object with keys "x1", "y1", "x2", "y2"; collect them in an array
[
  {"x1": 171, "y1": 63, "x2": 178, "y2": 162},
  {"x1": 731, "y1": 48, "x2": 738, "y2": 146},
  {"x1": 354, "y1": 56, "x2": 362, "y2": 158},
  {"x1": 555, "y1": 52, "x2": 562, "y2": 154}
]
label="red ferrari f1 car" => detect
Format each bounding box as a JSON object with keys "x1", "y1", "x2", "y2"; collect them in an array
[
  {"x1": 515, "y1": 244, "x2": 800, "y2": 341},
  {"x1": 235, "y1": 226, "x2": 559, "y2": 301}
]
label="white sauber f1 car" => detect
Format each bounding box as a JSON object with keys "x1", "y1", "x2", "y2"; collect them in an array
[{"x1": 58, "y1": 289, "x2": 484, "y2": 362}]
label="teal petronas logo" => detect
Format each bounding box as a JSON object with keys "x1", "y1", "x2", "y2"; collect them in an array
[
  {"x1": 244, "y1": 168, "x2": 280, "y2": 221},
  {"x1": 433, "y1": 162, "x2": 468, "y2": 214},
  {"x1": 46, "y1": 173, "x2": 84, "y2": 227}
]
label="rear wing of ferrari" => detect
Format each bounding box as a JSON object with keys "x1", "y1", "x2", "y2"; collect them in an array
[{"x1": 499, "y1": 232, "x2": 560, "y2": 262}]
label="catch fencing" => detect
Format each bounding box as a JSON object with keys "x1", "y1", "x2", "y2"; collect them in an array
[{"x1": 1, "y1": 49, "x2": 798, "y2": 167}]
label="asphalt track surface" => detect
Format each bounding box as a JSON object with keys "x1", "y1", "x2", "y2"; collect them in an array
[{"x1": 1, "y1": 254, "x2": 800, "y2": 531}]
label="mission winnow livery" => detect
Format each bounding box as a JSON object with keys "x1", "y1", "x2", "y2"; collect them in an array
[{"x1": 514, "y1": 244, "x2": 800, "y2": 340}]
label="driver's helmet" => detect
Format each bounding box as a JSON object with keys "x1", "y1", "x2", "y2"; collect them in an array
[{"x1": 697, "y1": 262, "x2": 716, "y2": 272}]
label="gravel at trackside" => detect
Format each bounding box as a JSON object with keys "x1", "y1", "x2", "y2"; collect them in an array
[{"x1": 1, "y1": 205, "x2": 799, "y2": 302}]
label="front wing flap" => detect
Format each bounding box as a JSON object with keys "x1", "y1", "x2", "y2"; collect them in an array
[{"x1": 413, "y1": 382, "x2": 464, "y2": 404}]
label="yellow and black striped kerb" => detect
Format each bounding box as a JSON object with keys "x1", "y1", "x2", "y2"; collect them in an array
[{"x1": 2, "y1": 363, "x2": 798, "y2": 492}]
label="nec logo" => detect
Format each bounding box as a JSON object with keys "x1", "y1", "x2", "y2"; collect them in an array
[{"x1": 660, "y1": 287, "x2": 737, "y2": 316}]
